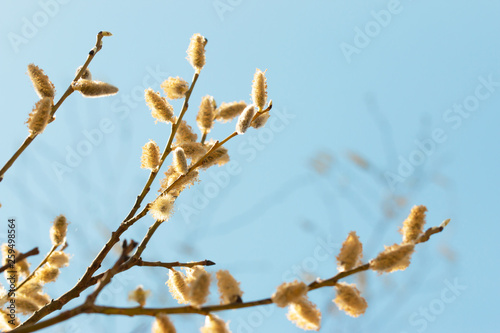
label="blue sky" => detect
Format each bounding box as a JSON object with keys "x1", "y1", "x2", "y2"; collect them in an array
[{"x1": 0, "y1": 1, "x2": 499, "y2": 332}]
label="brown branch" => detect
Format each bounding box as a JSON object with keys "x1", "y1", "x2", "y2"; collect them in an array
[
  {"x1": 0, "y1": 247, "x2": 39, "y2": 274},
  {"x1": 15, "y1": 245, "x2": 58, "y2": 292}
]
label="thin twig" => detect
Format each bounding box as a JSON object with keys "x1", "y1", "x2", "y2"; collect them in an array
[
  {"x1": 0, "y1": 247, "x2": 39, "y2": 274},
  {"x1": 15, "y1": 245, "x2": 58, "y2": 292}
]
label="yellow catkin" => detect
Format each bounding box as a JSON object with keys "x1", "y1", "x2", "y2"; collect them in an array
[
  {"x1": 17, "y1": 281, "x2": 43, "y2": 297},
  {"x1": 196, "y1": 95, "x2": 216, "y2": 134},
  {"x1": 200, "y1": 315, "x2": 231, "y2": 333},
  {"x1": 272, "y1": 281, "x2": 308, "y2": 308},
  {"x1": 177, "y1": 142, "x2": 207, "y2": 160},
  {"x1": 186, "y1": 33, "x2": 207, "y2": 73},
  {"x1": 47, "y1": 251, "x2": 70, "y2": 268},
  {"x1": 29, "y1": 292, "x2": 51, "y2": 307},
  {"x1": 333, "y1": 282, "x2": 368, "y2": 317},
  {"x1": 199, "y1": 143, "x2": 229, "y2": 169},
  {"x1": 370, "y1": 243, "x2": 415, "y2": 273},
  {"x1": 251, "y1": 69, "x2": 267, "y2": 111},
  {"x1": 186, "y1": 266, "x2": 211, "y2": 308},
  {"x1": 75, "y1": 66, "x2": 92, "y2": 80},
  {"x1": 400, "y1": 205, "x2": 427, "y2": 244},
  {"x1": 159, "y1": 166, "x2": 199, "y2": 197},
  {"x1": 235, "y1": 105, "x2": 256, "y2": 135},
  {"x1": 145, "y1": 88, "x2": 174, "y2": 123},
  {"x1": 152, "y1": 314, "x2": 177, "y2": 333},
  {"x1": 167, "y1": 269, "x2": 189, "y2": 304},
  {"x1": 286, "y1": 297, "x2": 321, "y2": 331},
  {"x1": 161, "y1": 76, "x2": 189, "y2": 99},
  {"x1": 149, "y1": 194, "x2": 175, "y2": 221},
  {"x1": 141, "y1": 140, "x2": 161, "y2": 171},
  {"x1": 128, "y1": 285, "x2": 150, "y2": 307},
  {"x1": 27, "y1": 97, "x2": 52, "y2": 135},
  {"x1": 251, "y1": 112, "x2": 270, "y2": 129},
  {"x1": 173, "y1": 147, "x2": 188, "y2": 175},
  {"x1": 34, "y1": 265, "x2": 59, "y2": 284},
  {"x1": 216, "y1": 270, "x2": 243, "y2": 304},
  {"x1": 0, "y1": 308, "x2": 20, "y2": 330},
  {"x1": 336, "y1": 231, "x2": 363, "y2": 272},
  {"x1": 71, "y1": 79, "x2": 118, "y2": 97},
  {"x1": 50, "y1": 215, "x2": 68, "y2": 246},
  {"x1": 14, "y1": 295, "x2": 40, "y2": 315},
  {"x1": 216, "y1": 101, "x2": 247, "y2": 123},
  {"x1": 175, "y1": 119, "x2": 198, "y2": 144},
  {"x1": 27, "y1": 64, "x2": 55, "y2": 99}
]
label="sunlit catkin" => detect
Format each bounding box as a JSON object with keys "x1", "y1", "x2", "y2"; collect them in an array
[
  {"x1": 175, "y1": 119, "x2": 198, "y2": 143},
  {"x1": 2, "y1": 245, "x2": 30, "y2": 278},
  {"x1": 336, "y1": 231, "x2": 363, "y2": 272},
  {"x1": 186, "y1": 266, "x2": 211, "y2": 308},
  {"x1": 216, "y1": 270, "x2": 243, "y2": 304},
  {"x1": 145, "y1": 89, "x2": 174, "y2": 123},
  {"x1": 200, "y1": 314, "x2": 231, "y2": 333},
  {"x1": 149, "y1": 194, "x2": 175, "y2": 221},
  {"x1": 333, "y1": 282, "x2": 368, "y2": 317},
  {"x1": 0, "y1": 308, "x2": 20, "y2": 330},
  {"x1": 272, "y1": 281, "x2": 308, "y2": 308},
  {"x1": 152, "y1": 314, "x2": 177, "y2": 333},
  {"x1": 251, "y1": 112, "x2": 270, "y2": 129},
  {"x1": 13, "y1": 295, "x2": 40, "y2": 315},
  {"x1": 235, "y1": 105, "x2": 256, "y2": 135},
  {"x1": 128, "y1": 285, "x2": 150, "y2": 307},
  {"x1": 178, "y1": 142, "x2": 207, "y2": 160},
  {"x1": 141, "y1": 140, "x2": 161, "y2": 171},
  {"x1": 27, "y1": 97, "x2": 52, "y2": 135},
  {"x1": 71, "y1": 79, "x2": 118, "y2": 97},
  {"x1": 75, "y1": 66, "x2": 92, "y2": 80},
  {"x1": 186, "y1": 33, "x2": 207, "y2": 73},
  {"x1": 34, "y1": 265, "x2": 60, "y2": 284},
  {"x1": 251, "y1": 69, "x2": 267, "y2": 111},
  {"x1": 173, "y1": 147, "x2": 188, "y2": 175},
  {"x1": 50, "y1": 215, "x2": 68, "y2": 246},
  {"x1": 47, "y1": 251, "x2": 70, "y2": 268},
  {"x1": 167, "y1": 269, "x2": 189, "y2": 304},
  {"x1": 370, "y1": 243, "x2": 415, "y2": 273},
  {"x1": 216, "y1": 101, "x2": 247, "y2": 123},
  {"x1": 197, "y1": 95, "x2": 216, "y2": 135},
  {"x1": 400, "y1": 205, "x2": 427, "y2": 244},
  {"x1": 161, "y1": 76, "x2": 189, "y2": 99},
  {"x1": 199, "y1": 143, "x2": 229, "y2": 169},
  {"x1": 27, "y1": 64, "x2": 55, "y2": 99},
  {"x1": 286, "y1": 297, "x2": 321, "y2": 331}
]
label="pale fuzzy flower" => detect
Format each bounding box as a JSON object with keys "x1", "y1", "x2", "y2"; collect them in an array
[
  {"x1": 152, "y1": 314, "x2": 177, "y2": 333},
  {"x1": 235, "y1": 105, "x2": 256, "y2": 135},
  {"x1": 216, "y1": 101, "x2": 247, "y2": 123},
  {"x1": 173, "y1": 147, "x2": 188, "y2": 175},
  {"x1": 336, "y1": 231, "x2": 363, "y2": 272},
  {"x1": 27, "y1": 64, "x2": 55, "y2": 98},
  {"x1": 370, "y1": 243, "x2": 415, "y2": 273},
  {"x1": 30, "y1": 292, "x2": 51, "y2": 307},
  {"x1": 27, "y1": 97, "x2": 52, "y2": 135},
  {"x1": 34, "y1": 264, "x2": 59, "y2": 284},
  {"x1": 198, "y1": 142, "x2": 229, "y2": 169},
  {"x1": 251, "y1": 69, "x2": 267, "y2": 111},
  {"x1": 250, "y1": 112, "x2": 270, "y2": 129},
  {"x1": 216, "y1": 270, "x2": 243, "y2": 304},
  {"x1": 128, "y1": 285, "x2": 151, "y2": 307},
  {"x1": 160, "y1": 166, "x2": 199, "y2": 197},
  {"x1": 149, "y1": 194, "x2": 175, "y2": 221},
  {"x1": 17, "y1": 281, "x2": 43, "y2": 297},
  {"x1": 196, "y1": 95, "x2": 216, "y2": 134},
  {"x1": 50, "y1": 215, "x2": 68, "y2": 246},
  {"x1": 333, "y1": 282, "x2": 368, "y2": 317},
  {"x1": 200, "y1": 314, "x2": 231, "y2": 333},
  {"x1": 186, "y1": 266, "x2": 211, "y2": 308},
  {"x1": 47, "y1": 251, "x2": 70, "y2": 268},
  {"x1": 167, "y1": 269, "x2": 189, "y2": 304},
  {"x1": 2, "y1": 245, "x2": 30, "y2": 278},
  {"x1": 286, "y1": 297, "x2": 321, "y2": 331},
  {"x1": 271, "y1": 280, "x2": 308, "y2": 308},
  {"x1": 141, "y1": 140, "x2": 161, "y2": 171},
  {"x1": 75, "y1": 66, "x2": 92, "y2": 80},
  {"x1": 175, "y1": 119, "x2": 198, "y2": 144},
  {"x1": 13, "y1": 295, "x2": 40, "y2": 315},
  {"x1": 178, "y1": 142, "x2": 207, "y2": 160},
  {"x1": 71, "y1": 79, "x2": 118, "y2": 97},
  {"x1": 161, "y1": 76, "x2": 189, "y2": 99},
  {"x1": 0, "y1": 308, "x2": 20, "y2": 330},
  {"x1": 400, "y1": 205, "x2": 427, "y2": 244},
  {"x1": 145, "y1": 89, "x2": 174, "y2": 123},
  {"x1": 187, "y1": 33, "x2": 207, "y2": 73}
]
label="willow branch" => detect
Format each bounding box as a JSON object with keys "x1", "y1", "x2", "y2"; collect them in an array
[
  {"x1": 15, "y1": 245, "x2": 58, "y2": 292},
  {"x1": 0, "y1": 247, "x2": 39, "y2": 274}
]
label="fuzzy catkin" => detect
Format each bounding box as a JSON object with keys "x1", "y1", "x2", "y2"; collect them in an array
[
  {"x1": 27, "y1": 97, "x2": 52, "y2": 135},
  {"x1": 401, "y1": 205, "x2": 427, "y2": 244},
  {"x1": 200, "y1": 315, "x2": 231, "y2": 333},
  {"x1": 251, "y1": 69, "x2": 267, "y2": 110},
  {"x1": 173, "y1": 147, "x2": 188, "y2": 175},
  {"x1": 149, "y1": 194, "x2": 175, "y2": 221},
  {"x1": 178, "y1": 142, "x2": 207, "y2": 160},
  {"x1": 186, "y1": 266, "x2": 211, "y2": 308},
  {"x1": 286, "y1": 297, "x2": 321, "y2": 331},
  {"x1": 152, "y1": 314, "x2": 177, "y2": 333},
  {"x1": 0, "y1": 308, "x2": 20, "y2": 330},
  {"x1": 197, "y1": 95, "x2": 216, "y2": 134},
  {"x1": 141, "y1": 140, "x2": 161, "y2": 171},
  {"x1": 186, "y1": 33, "x2": 207, "y2": 73},
  {"x1": 75, "y1": 66, "x2": 92, "y2": 80},
  {"x1": 235, "y1": 105, "x2": 256, "y2": 135},
  {"x1": 50, "y1": 215, "x2": 68, "y2": 246},
  {"x1": 27, "y1": 64, "x2": 55, "y2": 99},
  {"x1": 13, "y1": 295, "x2": 40, "y2": 315},
  {"x1": 370, "y1": 243, "x2": 415, "y2": 273},
  {"x1": 216, "y1": 101, "x2": 247, "y2": 123},
  {"x1": 167, "y1": 269, "x2": 189, "y2": 304},
  {"x1": 145, "y1": 89, "x2": 174, "y2": 123},
  {"x1": 161, "y1": 77, "x2": 189, "y2": 99},
  {"x1": 251, "y1": 112, "x2": 270, "y2": 129},
  {"x1": 333, "y1": 282, "x2": 368, "y2": 317},
  {"x1": 198, "y1": 144, "x2": 229, "y2": 169},
  {"x1": 216, "y1": 270, "x2": 243, "y2": 304},
  {"x1": 71, "y1": 79, "x2": 118, "y2": 97},
  {"x1": 336, "y1": 231, "x2": 363, "y2": 272},
  {"x1": 272, "y1": 281, "x2": 308, "y2": 308},
  {"x1": 47, "y1": 251, "x2": 70, "y2": 268},
  {"x1": 128, "y1": 285, "x2": 150, "y2": 307},
  {"x1": 1, "y1": 245, "x2": 30, "y2": 278},
  {"x1": 34, "y1": 265, "x2": 59, "y2": 284},
  {"x1": 175, "y1": 119, "x2": 198, "y2": 143}
]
